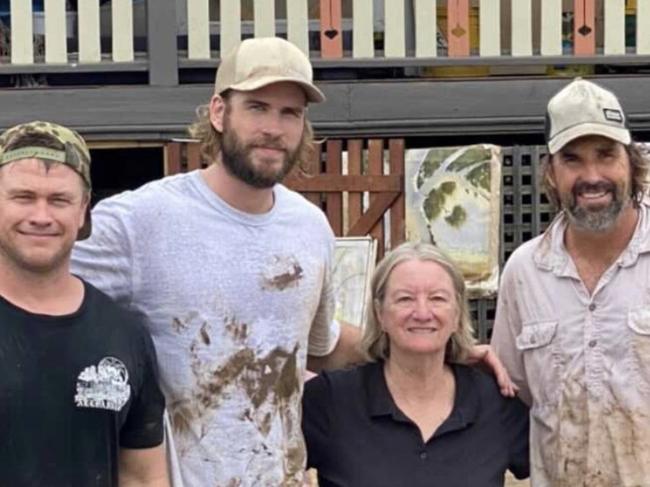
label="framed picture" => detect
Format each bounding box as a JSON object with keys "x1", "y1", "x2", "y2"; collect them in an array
[
  {"x1": 333, "y1": 237, "x2": 377, "y2": 328},
  {"x1": 404, "y1": 144, "x2": 502, "y2": 298}
]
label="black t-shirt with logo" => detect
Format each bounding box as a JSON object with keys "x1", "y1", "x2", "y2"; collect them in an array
[{"x1": 0, "y1": 281, "x2": 165, "y2": 487}]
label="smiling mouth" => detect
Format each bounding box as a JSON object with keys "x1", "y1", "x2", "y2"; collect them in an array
[
  {"x1": 19, "y1": 231, "x2": 58, "y2": 238},
  {"x1": 255, "y1": 146, "x2": 285, "y2": 153},
  {"x1": 578, "y1": 190, "x2": 610, "y2": 200},
  {"x1": 406, "y1": 327, "x2": 438, "y2": 334}
]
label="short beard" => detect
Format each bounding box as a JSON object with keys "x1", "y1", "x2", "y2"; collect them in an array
[
  {"x1": 562, "y1": 180, "x2": 629, "y2": 232},
  {"x1": 0, "y1": 239, "x2": 73, "y2": 276},
  {"x1": 220, "y1": 117, "x2": 300, "y2": 189}
]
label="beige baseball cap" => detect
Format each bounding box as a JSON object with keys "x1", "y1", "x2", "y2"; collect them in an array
[
  {"x1": 214, "y1": 37, "x2": 325, "y2": 103},
  {"x1": 545, "y1": 78, "x2": 631, "y2": 154}
]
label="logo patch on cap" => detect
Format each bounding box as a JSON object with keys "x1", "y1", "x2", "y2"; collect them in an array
[{"x1": 603, "y1": 108, "x2": 623, "y2": 123}]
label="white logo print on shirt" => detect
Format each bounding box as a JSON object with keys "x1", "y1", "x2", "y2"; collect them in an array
[{"x1": 74, "y1": 357, "x2": 131, "y2": 412}]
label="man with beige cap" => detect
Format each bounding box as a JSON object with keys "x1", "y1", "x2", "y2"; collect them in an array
[
  {"x1": 71, "y1": 37, "x2": 361, "y2": 486},
  {"x1": 492, "y1": 78, "x2": 650, "y2": 486}
]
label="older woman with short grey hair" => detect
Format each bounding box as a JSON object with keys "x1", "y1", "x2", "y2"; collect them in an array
[{"x1": 302, "y1": 241, "x2": 529, "y2": 487}]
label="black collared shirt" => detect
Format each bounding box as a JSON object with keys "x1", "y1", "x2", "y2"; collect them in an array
[{"x1": 302, "y1": 361, "x2": 529, "y2": 487}]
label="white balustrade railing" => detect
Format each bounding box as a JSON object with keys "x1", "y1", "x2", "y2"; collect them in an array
[
  {"x1": 6, "y1": 0, "x2": 135, "y2": 65},
  {"x1": 2, "y1": 1, "x2": 649, "y2": 69},
  {"x1": 182, "y1": 0, "x2": 650, "y2": 61}
]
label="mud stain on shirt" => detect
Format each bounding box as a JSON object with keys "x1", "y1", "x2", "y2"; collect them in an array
[
  {"x1": 225, "y1": 318, "x2": 249, "y2": 343},
  {"x1": 199, "y1": 321, "x2": 211, "y2": 345},
  {"x1": 261, "y1": 255, "x2": 304, "y2": 291},
  {"x1": 171, "y1": 310, "x2": 199, "y2": 333}
]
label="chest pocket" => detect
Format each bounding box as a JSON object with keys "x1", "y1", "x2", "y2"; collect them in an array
[
  {"x1": 516, "y1": 321, "x2": 560, "y2": 406},
  {"x1": 628, "y1": 306, "x2": 650, "y2": 336},
  {"x1": 516, "y1": 321, "x2": 558, "y2": 350}
]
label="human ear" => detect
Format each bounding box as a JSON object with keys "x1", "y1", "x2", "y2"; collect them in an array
[{"x1": 209, "y1": 95, "x2": 226, "y2": 133}]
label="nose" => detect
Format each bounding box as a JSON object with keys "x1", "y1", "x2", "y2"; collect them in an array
[
  {"x1": 260, "y1": 112, "x2": 284, "y2": 138},
  {"x1": 28, "y1": 199, "x2": 54, "y2": 227},
  {"x1": 412, "y1": 296, "x2": 432, "y2": 320},
  {"x1": 580, "y1": 159, "x2": 603, "y2": 184}
]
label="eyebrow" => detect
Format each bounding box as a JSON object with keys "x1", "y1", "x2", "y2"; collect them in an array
[
  {"x1": 242, "y1": 97, "x2": 305, "y2": 113},
  {"x1": 7, "y1": 187, "x2": 78, "y2": 199}
]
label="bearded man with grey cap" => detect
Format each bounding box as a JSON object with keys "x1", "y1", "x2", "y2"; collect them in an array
[
  {"x1": 0, "y1": 122, "x2": 168, "y2": 486},
  {"x1": 71, "y1": 37, "x2": 363, "y2": 486},
  {"x1": 491, "y1": 78, "x2": 650, "y2": 486}
]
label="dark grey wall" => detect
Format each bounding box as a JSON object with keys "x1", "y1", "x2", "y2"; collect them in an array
[{"x1": 1, "y1": 76, "x2": 649, "y2": 140}]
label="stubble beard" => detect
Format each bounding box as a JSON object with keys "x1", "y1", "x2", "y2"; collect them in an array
[{"x1": 0, "y1": 233, "x2": 73, "y2": 277}]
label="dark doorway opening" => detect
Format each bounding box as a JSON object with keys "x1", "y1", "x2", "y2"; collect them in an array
[{"x1": 89, "y1": 145, "x2": 165, "y2": 205}]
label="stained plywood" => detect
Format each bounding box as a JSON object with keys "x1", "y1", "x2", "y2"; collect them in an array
[
  {"x1": 574, "y1": 0, "x2": 596, "y2": 55},
  {"x1": 320, "y1": 0, "x2": 343, "y2": 58},
  {"x1": 448, "y1": 0, "x2": 470, "y2": 56}
]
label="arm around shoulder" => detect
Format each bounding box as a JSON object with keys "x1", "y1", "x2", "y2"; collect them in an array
[{"x1": 307, "y1": 321, "x2": 364, "y2": 373}]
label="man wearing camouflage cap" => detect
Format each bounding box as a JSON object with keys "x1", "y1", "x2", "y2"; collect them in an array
[{"x1": 0, "y1": 121, "x2": 169, "y2": 486}]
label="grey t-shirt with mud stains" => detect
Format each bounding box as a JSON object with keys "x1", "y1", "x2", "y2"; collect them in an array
[{"x1": 71, "y1": 170, "x2": 340, "y2": 487}]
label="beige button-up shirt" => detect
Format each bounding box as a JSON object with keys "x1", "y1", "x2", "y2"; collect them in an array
[{"x1": 492, "y1": 202, "x2": 650, "y2": 487}]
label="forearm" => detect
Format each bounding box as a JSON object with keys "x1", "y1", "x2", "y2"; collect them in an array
[
  {"x1": 119, "y1": 445, "x2": 170, "y2": 487},
  {"x1": 307, "y1": 322, "x2": 365, "y2": 373},
  {"x1": 120, "y1": 473, "x2": 169, "y2": 487}
]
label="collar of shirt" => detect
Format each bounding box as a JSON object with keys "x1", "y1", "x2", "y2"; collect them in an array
[
  {"x1": 363, "y1": 361, "x2": 480, "y2": 438},
  {"x1": 533, "y1": 200, "x2": 650, "y2": 275}
]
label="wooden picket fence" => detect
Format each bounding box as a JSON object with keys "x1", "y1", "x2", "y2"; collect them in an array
[{"x1": 165, "y1": 138, "x2": 406, "y2": 257}]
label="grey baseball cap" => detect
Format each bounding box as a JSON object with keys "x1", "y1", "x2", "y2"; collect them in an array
[{"x1": 545, "y1": 78, "x2": 631, "y2": 154}]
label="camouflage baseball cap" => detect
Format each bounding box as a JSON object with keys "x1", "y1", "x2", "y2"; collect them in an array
[{"x1": 0, "y1": 121, "x2": 92, "y2": 239}]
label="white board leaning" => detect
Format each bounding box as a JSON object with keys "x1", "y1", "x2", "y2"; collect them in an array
[
  {"x1": 405, "y1": 144, "x2": 502, "y2": 298},
  {"x1": 333, "y1": 237, "x2": 377, "y2": 328}
]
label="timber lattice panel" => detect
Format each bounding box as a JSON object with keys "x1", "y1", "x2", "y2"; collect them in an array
[{"x1": 477, "y1": 144, "x2": 555, "y2": 341}]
